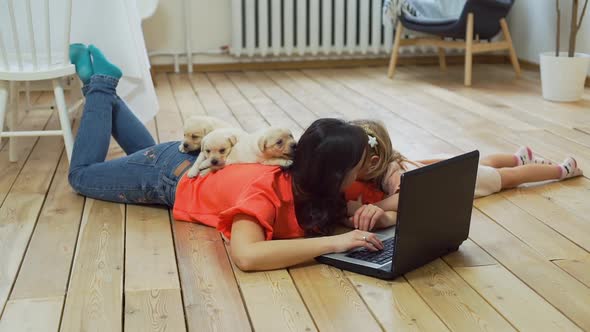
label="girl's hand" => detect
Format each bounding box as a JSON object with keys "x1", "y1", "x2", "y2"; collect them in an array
[
  {"x1": 346, "y1": 197, "x2": 363, "y2": 216},
  {"x1": 331, "y1": 229, "x2": 384, "y2": 253},
  {"x1": 352, "y1": 204, "x2": 385, "y2": 231}
]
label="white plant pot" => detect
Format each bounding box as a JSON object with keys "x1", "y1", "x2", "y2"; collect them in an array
[{"x1": 540, "y1": 52, "x2": 590, "y2": 102}]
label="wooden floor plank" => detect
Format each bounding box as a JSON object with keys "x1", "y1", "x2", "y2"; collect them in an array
[
  {"x1": 227, "y1": 244, "x2": 317, "y2": 332},
  {"x1": 59, "y1": 199, "x2": 125, "y2": 332},
  {"x1": 208, "y1": 73, "x2": 269, "y2": 133},
  {"x1": 501, "y1": 186, "x2": 590, "y2": 252},
  {"x1": 125, "y1": 205, "x2": 180, "y2": 291},
  {"x1": 243, "y1": 71, "x2": 317, "y2": 130},
  {"x1": 226, "y1": 72, "x2": 304, "y2": 138},
  {"x1": 554, "y1": 256, "x2": 590, "y2": 288},
  {"x1": 469, "y1": 209, "x2": 590, "y2": 330},
  {"x1": 405, "y1": 258, "x2": 515, "y2": 331},
  {"x1": 154, "y1": 74, "x2": 185, "y2": 142},
  {"x1": 0, "y1": 296, "x2": 63, "y2": 332},
  {"x1": 345, "y1": 272, "x2": 450, "y2": 332},
  {"x1": 301, "y1": 69, "x2": 462, "y2": 159},
  {"x1": 9, "y1": 154, "x2": 83, "y2": 300},
  {"x1": 265, "y1": 71, "x2": 344, "y2": 119},
  {"x1": 339, "y1": 68, "x2": 517, "y2": 156},
  {"x1": 168, "y1": 74, "x2": 207, "y2": 120},
  {"x1": 124, "y1": 289, "x2": 186, "y2": 332},
  {"x1": 0, "y1": 94, "x2": 55, "y2": 205},
  {"x1": 172, "y1": 221, "x2": 250, "y2": 332},
  {"x1": 534, "y1": 178, "x2": 590, "y2": 223},
  {"x1": 475, "y1": 194, "x2": 587, "y2": 260},
  {"x1": 455, "y1": 265, "x2": 581, "y2": 331},
  {"x1": 442, "y1": 239, "x2": 497, "y2": 268},
  {"x1": 289, "y1": 264, "x2": 382, "y2": 332},
  {"x1": 0, "y1": 112, "x2": 64, "y2": 315},
  {"x1": 188, "y1": 73, "x2": 242, "y2": 128}
]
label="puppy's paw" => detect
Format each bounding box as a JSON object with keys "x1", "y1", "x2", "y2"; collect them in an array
[
  {"x1": 199, "y1": 168, "x2": 211, "y2": 176},
  {"x1": 178, "y1": 144, "x2": 187, "y2": 153},
  {"x1": 262, "y1": 158, "x2": 293, "y2": 167},
  {"x1": 187, "y1": 167, "x2": 199, "y2": 178}
]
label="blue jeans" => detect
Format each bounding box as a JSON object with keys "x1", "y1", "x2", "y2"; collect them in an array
[{"x1": 68, "y1": 75, "x2": 197, "y2": 206}]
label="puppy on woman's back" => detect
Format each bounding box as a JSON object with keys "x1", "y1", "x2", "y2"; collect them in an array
[
  {"x1": 187, "y1": 127, "x2": 297, "y2": 178},
  {"x1": 227, "y1": 127, "x2": 297, "y2": 167},
  {"x1": 179, "y1": 115, "x2": 230, "y2": 153}
]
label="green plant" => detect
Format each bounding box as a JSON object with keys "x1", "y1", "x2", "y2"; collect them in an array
[{"x1": 556, "y1": 0, "x2": 589, "y2": 56}]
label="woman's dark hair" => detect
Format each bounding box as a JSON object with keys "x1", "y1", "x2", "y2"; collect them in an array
[{"x1": 290, "y1": 118, "x2": 368, "y2": 236}]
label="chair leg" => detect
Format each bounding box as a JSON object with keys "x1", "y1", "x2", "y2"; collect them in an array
[
  {"x1": 53, "y1": 79, "x2": 74, "y2": 162},
  {"x1": 438, "y1": 42, "x2": 447, "y2": 71},
  {"x1": 9, "y1": 82, "x2": 18, "y2": 162},
  {"x1": 500, "y1": 18, "x2": 521, "y2": 78},
  {"x1": 388, "y1": 21, "x2": 404, "y2": 79},
  {"x1": 0, "y1": 81, "x2": 8, "y2": 148},
  {"x1": 464, "y1": 13, "x2": 474, "y2": 86}
]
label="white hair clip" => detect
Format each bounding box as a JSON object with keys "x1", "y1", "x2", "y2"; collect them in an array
[{"x1": 368, "y1": 135, "x2": 378, "y2": 148}]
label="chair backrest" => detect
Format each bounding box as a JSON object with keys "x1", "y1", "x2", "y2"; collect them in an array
[
  {"x1": 0, "y1": 0, "x2": 72, "y2": 73},
  {"x1": 459, "y1": 0, "x2": 515, "y2": 39}
]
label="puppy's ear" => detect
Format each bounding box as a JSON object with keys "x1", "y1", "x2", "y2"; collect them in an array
[
  {"x1": 258, "y1": 134, "x2": 268, "y2": 152},
  {"x1": 200, "y1": 136, "x2": 208, "y2": 153},
  {"x1": 228, "y1": 135, "x2": 238, "y2": 146}
]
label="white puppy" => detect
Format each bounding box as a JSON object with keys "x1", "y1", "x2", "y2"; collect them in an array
[
  {"x1": 186, "y1": 127, "x2": 297, "y2": 178},
  {"x1": 187, "y1": 128, "x2": 246, "y2": 178},
  {"x1": 179, "y1": 115, "x2": 230, "y2": 153},
  {"x1": 226, "y1": 127, "x2": 297, "y2": 167}
]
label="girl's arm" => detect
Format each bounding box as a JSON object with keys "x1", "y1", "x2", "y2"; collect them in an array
[{"x1": 229, "y1": 214, "x2": 384, "y2": 271}]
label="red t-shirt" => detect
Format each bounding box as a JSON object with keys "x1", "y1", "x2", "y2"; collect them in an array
[
  {"x1": 344, "y1": 181, "x2": 385, "y2": 204},
  {"x1": 173, "y1": 164, "x2": 304, "y2": 240}
]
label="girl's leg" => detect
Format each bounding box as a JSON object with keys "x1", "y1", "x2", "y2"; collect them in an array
[
  {"x1": 498, "y1": 157, "x2": 582, "y2": 189},
  {"x1": 481, "y1": 146, "x2": 553, "y2": 168},
  {"x1": 112, "y1": 96, "x2": 156, "y2": 154},
  {"x1": 69, "y1": 75, "x2": 116, "y2": 172}
]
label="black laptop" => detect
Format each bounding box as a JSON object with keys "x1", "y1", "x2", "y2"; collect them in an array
[{"x1": 316, "y1": 150, "x2": 479, "y2": 280}]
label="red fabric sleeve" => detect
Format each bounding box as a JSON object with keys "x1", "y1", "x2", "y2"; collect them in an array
[{"x1": 217, "y1": 190, "x2": 277, "y2": 241}]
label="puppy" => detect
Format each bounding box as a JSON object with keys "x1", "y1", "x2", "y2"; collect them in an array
[
  {"x1": 187, "y1": 128, "x2": 246, "y2": 178},
  {"x1": 179, "y1": 115, "x2": 230, "y2": 153},
  {"x1": 225, "y1": 127, "x2": 297, "y2": 167}
]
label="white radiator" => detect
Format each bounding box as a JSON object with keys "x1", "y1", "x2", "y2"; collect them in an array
[{"x1": 231, "y1": 0, "x2": 397, "y2": 58}]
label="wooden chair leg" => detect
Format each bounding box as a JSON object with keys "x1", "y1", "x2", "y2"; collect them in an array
[
  {"x1": 8, "y1": 82, "x2": 18, "y2": 162},
  {"x1": 438, "y1": 40, "x2": 447, "y2": 71},
  {"x1": 53, "y1": 79, "x2": 74, "y2": 162},
  {"x1": 464, "y1": 13, "x2": 474, "y2": 86},
  {"x1": 500, "y1": 18, "x2": 521, "y2": 78},
  {"x1": 388, "y1": 21, "x2": 404, "y2": 79}
]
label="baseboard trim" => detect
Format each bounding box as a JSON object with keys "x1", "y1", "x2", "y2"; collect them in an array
[
  {"x1": 151, "y1": 54, "x2": 507, "y2": 73},
  {"x1": 517, "y1": 57, "x2": 590, "y2": 87}
]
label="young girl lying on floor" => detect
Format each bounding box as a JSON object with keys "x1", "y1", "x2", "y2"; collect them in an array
[{"x1": 345, "y1": 119, "x2": 584, "y2": 231}]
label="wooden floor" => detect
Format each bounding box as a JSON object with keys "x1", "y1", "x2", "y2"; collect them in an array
[{"x1": 1, "y1": 64, "x2": 590, "y2": 332}]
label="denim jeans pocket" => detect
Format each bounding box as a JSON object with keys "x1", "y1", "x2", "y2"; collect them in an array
[{"x1": 127, "y1": 143, "x2": 176, "y2": 167}]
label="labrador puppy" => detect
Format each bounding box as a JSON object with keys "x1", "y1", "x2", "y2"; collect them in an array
[
  {"x1": 186, "y1": 128, "x2": 246, "y2": 178},
  {"x1": 226, "y1": 127, "x2": 297, "y2": 167},
  {"x1": 179, "y1": 115, "x2": 230, "y2": 153}
]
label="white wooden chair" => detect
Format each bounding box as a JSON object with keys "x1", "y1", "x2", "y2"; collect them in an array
[{"x1": 0, "y1": 0, "x2": 82, "y2": 163}]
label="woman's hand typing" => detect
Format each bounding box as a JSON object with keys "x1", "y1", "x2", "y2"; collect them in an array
[{"x1": 331, "y1": 229, "x2": 384, "y2": 253}]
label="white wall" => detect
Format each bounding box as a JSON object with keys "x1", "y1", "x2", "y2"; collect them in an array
[
  {"x1": 508, "y1": 0, "x2": 590, "y2": 75},
  {"x1": 142, "y1": 0, "x2": 236, "y2": 65}
]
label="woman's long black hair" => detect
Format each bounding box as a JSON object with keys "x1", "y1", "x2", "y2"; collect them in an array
[{"x1": 290, "y1": 118, "x2": 368, "y2": 236}]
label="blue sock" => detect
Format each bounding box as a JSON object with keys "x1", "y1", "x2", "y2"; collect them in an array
[
  {"x1": 88, "y1": 44, "x2": 122, "y2": 79},
  {"x1": 69, "y1": 43, "x2": 93, "y2": 84}
]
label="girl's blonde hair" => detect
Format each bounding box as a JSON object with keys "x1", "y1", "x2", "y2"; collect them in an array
[{"x1": 350, "y1": 119, "x2": 405, "y2": 187}]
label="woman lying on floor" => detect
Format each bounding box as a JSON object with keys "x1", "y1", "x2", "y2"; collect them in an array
[{"x1": 67, "y1": 44, "x2": 389, "y2": 271}]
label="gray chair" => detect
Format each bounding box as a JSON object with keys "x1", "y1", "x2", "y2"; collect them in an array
[{"x1": 387, "y1": 0, "x2": 521, "y2": 86}]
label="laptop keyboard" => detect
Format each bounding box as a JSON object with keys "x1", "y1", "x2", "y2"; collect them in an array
[{"x1": 346, "y1": 237, "x2": 395, "y2": 265}]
